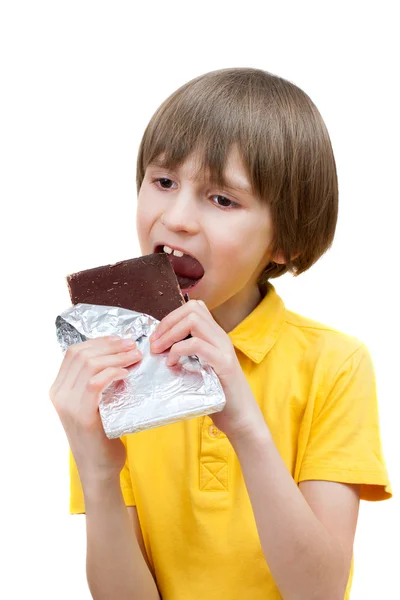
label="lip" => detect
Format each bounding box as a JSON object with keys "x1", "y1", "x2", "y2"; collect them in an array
[{"x1": 180, "y1": 278, "x2": 202, "y2": 295}]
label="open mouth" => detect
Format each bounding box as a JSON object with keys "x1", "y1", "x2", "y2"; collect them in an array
[{"x1": 155, "y1": 245, "x2": 205, "y2": 290}]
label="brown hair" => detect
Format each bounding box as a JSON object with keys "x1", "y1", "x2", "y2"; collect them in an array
[{"x1": 136, "y1": 67, "x2": 338, "y2": 282}]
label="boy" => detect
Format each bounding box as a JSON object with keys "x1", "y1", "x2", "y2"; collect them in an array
[{"x1": 50, "y1": 68, "x2": 391, "y2": 599}]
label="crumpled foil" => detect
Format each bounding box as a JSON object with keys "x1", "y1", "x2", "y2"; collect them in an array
[{"x1": 55, "y1": 303, "x2": 226, "y2": 438}]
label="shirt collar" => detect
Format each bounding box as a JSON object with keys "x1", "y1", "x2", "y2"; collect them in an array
[{"x1": 228, "y1": 283, "x2": 285, "y2": 364}]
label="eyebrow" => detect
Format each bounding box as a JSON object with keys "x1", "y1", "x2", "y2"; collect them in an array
[
  {"x1": 222, "y1": 178, "x2": 252, "y2": 195},
  {"x1": 147, "y1": 161, "x2": 253, "y2": 195}
]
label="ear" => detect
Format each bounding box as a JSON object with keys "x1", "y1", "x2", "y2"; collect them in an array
[
  {"x1": 272, "y1": 250, "x2": 300, "y2": 265},
  {"x1": 271, "y1": 250, "x2": 286, "y2": 265}
]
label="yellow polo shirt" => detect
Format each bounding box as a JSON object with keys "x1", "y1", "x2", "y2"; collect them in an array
[{"x1": 69, "y1": 283, "x2": 391, "y2": 599}]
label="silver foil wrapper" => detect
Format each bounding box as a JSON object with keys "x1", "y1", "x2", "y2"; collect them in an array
[{"x1": 55, "y1": 303, "x2": 226, "y2": 438}]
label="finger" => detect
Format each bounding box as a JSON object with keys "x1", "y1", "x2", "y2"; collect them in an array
[
  {"x1": 51, "y1": 336, "x2": 117, "y2": 392},
  {"x1": 184, "y1": 293, "x2": 208, "y2": 312},
  {"x1": 75, "y1": 366, "x2": 132, "y2": 419},
  {"x1": 196, "y1": 299, "x2": 209, "y2": 313},
  {"x1": 53, "y1": 336, "x2": 136, "y2": 394},
  {"x1": 151, "y1": 299, "x2": 219, "y2": 347},
  {"x1": 51, "y1": 336, "x2": 136, "y2": 396},
  {"x1": 167, "y1": 337, "x2": 239, "y2": 386},
  {"x1": 166, "y1": 337, "x2": 224, "y2": 372},
  {"x1": 150, "y1": 299, "x2": 208, "y2": 342},
  {"x1": 151, "y1": 311, "x2": 219, "y2": 354},
  {"x1": 71, "y1": 346, "x2": 142, "y2": 395}
]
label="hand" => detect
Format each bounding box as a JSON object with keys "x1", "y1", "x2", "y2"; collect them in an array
[
  {"x1": 149, "y1": 300, "x2": 265, "y2": 439},
  {"x1": 49, "y1": 336, "x2": 142, "y2": 485}
]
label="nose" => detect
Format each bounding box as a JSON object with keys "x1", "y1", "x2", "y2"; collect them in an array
[{"x1": 161, "y1": 190, "x2": 199, "y2": 235}]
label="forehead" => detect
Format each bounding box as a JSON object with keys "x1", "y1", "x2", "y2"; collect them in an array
[{"x1": 148, "y1": 145, "x2": 253, "y2": 195}]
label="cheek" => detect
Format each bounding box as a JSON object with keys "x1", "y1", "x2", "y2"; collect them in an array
[
  {"x1": 210, "y1": 217, "x2": 272, "y2": 273},
  {"x1": 136, "y1": 194, "x2": 157, "y2": 241}
]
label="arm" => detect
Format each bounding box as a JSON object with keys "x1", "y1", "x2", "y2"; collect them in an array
[
  {"x1": 84, "y1": 477, "x2": 160, "y2": 600},
  {"x1": 49, "y1": 336, "x2": 159, "y2": 599},
  {"x1": 230, "y1": 422, "x2": 360, "y2": 600}
]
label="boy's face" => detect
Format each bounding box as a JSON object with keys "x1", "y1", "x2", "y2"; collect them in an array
[{"x1": 136, "y1": 145, "x2": 279, "y2": 318}]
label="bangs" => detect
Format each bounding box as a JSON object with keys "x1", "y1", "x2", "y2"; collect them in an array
[{"x1": 137, "y1": 70, "x2": 271, "y2": 195}]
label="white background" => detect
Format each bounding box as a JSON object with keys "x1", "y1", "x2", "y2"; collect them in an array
[{"x1": 1, "y1": 1, "x2": 398, "y2": 598}]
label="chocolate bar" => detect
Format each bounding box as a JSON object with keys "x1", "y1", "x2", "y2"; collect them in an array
[{"x1": 66, "y1": 253, "x2": 185, "y2": 321}]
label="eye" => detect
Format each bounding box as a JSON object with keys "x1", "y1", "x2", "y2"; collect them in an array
[
  {"x1": 152, "y1": 177, "x2": 177, "y2": 190},
  {"x1": 210, "y1": 195, "x2": 238, "y2": 209}
]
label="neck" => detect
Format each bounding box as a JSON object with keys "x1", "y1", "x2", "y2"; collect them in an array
[{"x1": 211, "y1": 283, "x2": 264, "y2": 333}]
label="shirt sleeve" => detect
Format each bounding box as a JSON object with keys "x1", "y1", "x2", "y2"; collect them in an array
[
  {"x1": 69, "y1": 436, "x2": 136, "y2": 514},
  {"x1": 298, "y1": 344, "x2": 392, "y2": 501}
]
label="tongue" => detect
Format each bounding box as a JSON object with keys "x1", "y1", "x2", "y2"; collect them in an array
[{"x1": 168, "y1": 253, "x2": 204, "y2": 280}]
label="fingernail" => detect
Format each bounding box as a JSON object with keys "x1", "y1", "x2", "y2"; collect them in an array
[{"x1": 122, "y1": 338, "x2": 135, "y2": 347}]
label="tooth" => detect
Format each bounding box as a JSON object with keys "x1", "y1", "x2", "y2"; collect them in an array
[
  {"x1": 173, "y1": 250, "x2": 184, "y2": 257},
  {"x1": 163, "y1": 245, "x2": 173, "y2": 254}
]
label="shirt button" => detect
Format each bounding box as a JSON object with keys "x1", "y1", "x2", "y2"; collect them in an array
[{"x1": 208, "y1": 425, "x2": 220, "y2": 438}]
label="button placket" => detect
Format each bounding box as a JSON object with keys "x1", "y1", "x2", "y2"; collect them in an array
[{"x1": 199, "y1": 417, "x2": 230, "y2": 491}]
